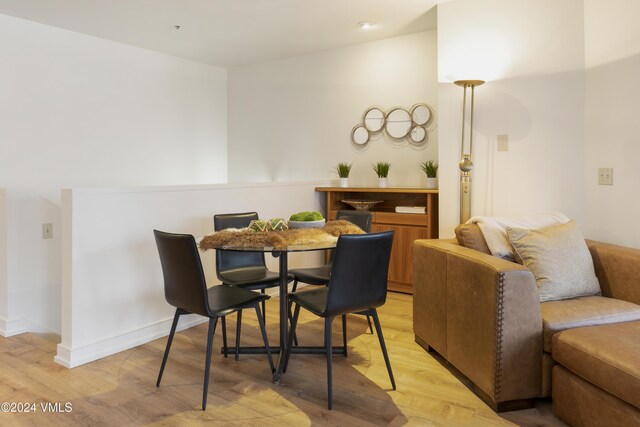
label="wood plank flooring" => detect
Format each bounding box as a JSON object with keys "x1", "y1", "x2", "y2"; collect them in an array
[{"x1": 0, "y1": 293, "x2": 563, "y2": 426}]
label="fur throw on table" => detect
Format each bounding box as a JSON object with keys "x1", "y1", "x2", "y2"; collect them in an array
[{"x1": 199, "y1": 220, "x2": 365, "y2": 250}]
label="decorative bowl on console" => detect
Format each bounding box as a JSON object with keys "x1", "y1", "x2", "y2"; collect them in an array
[{"x1": 341, "y1": 199, "x2": 383, "y2": 211}]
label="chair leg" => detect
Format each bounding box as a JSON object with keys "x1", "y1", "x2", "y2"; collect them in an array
[
  {"x1": 370, "y1": 309, "x2": 396, "y2": 390},
  {"x1": 288, "y1": 280, "x2": 299, "y2": 346},
  {"x1": 261, "y1": 288, "x2": 266, "y2": 325},
  {"x1": 234, "y1": 309, "x2": 242, "y2": 361},
  {"x1": 341, "y1": 314, "x2": 347, "y2": 357},
  {"x1": 283, "y1": 303, "x2": 300, "y2": 374},
  {"x1": 202, "y1": 317, "x2": 218, "y2": 411},
  {"x1": 156, "y1": 309, "x2": 181, "y2": 387},
  {"x1": 325, "y1": 316, "x2": 333, "y2": 410},
  {"x1": 221, "y1": 316, "x2": 228, "y2": 358},
  {"x1": 366, "y1": 315, "x2": 374, "y2": 334},
  {"x1": 288, "y1": 299, "x2": 299, "y2": 347},
  {"x1": 254, "y1": 304, "x2": 275, "y2": 373}
]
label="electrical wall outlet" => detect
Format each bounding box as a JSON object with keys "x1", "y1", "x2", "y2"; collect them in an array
[
  {"x1": 598, "y1": 168, "x2": 613, "y2": 185},
  {"x1": 42, "y1": 223, "x2": 53, "y2": 239},
  {"x1": 497, "y1": 134, "x2": 509, "y2": 151}
]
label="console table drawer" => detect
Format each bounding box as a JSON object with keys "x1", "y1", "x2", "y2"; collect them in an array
[{"x1": 373, "y1": 212, "x2": 428, "y2": 227}]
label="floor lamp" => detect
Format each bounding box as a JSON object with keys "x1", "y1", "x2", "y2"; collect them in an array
[{"x1": 454, "y1": 79, "x2": 485, "y2": 224}]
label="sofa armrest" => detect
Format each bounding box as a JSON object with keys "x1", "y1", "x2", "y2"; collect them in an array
[
  {"x1": 588, "y1": 240, "x2": 640, "y2": 305},
  {"x1": 413, "y1": 239, "x2": 543, "y2": 405}
]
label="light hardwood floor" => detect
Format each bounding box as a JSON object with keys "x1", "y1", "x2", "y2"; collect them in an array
[{"x1": 0, "y1": 293, "x2": 563, "y2": 426}]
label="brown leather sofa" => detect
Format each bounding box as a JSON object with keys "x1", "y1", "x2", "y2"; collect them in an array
[
  {"x1": 412, "y1": 224, "x2": 640, "y2": 418},
  {"x1": 552, "y1": 321, "x2": 640, "y2": 426}
]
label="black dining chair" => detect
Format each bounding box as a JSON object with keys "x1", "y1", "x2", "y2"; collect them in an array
[
  {"x1": 283, "y1": 230, "x2": 396, "y2": 410},
  {"x1": 154, "y1": 230, "x2": 274, "y2": 410},
  {"x1": 288, "y1": 210, "x2": 375, "y2": 335},
  {"x1": 214, "y1": 212, "x2": 292, "y2": 359}
]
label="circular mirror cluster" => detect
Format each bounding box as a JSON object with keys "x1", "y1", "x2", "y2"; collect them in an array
[{"x1": 351, "y1": 103, "x2": 435, "y2": 148}]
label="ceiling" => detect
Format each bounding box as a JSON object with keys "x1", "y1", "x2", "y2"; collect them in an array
[{"x1": 0, "y1": 0, "x2": 440, "y2": 67}]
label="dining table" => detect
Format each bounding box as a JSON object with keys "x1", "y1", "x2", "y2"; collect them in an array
[{"x1": 209, "y1": 240, "x2": 340, "y2": 383}]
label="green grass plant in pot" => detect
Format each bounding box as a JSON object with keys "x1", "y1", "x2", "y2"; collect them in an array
[
  {"x1": 373, "y1": 162, "x2": 391, "y2": 188},
  {"x1": 288, "y1": 210, "x2": 326, "y2": 229},
  {"x1": 335, "y1": 162, "x2": 352, "y2": 188},
  {"x1": 420, "y1": 160, "x2": 438, "y2": 189}
]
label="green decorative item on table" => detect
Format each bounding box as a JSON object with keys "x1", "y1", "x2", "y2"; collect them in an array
[
  {"x1": 288, "y1": 211, "x2": 326, "y2": 229},
  {"x1": 335, "y1": 163, "x2": 352, "y2": 178},
  {"x1": 420, "y1": 160, "x2": 438, "y2": 189},
  {"x1": 248, "y1": 218, "x2": 288, "y2": 232},
  {"x1": 289, "y1": 211, "x2": 324, "y2": 221},
  {"x1": 373, "y1": 161, "x2": 391, "y2": 188},
  {"x1": 336, "y1": 162, "x2": 352, "y2": 188},
  {"x1": 420, "y1": 160, "x2": 438, "y2": 178},
  {"x1": 372, "y1": 162, "x2": 391, "y2": 178}
]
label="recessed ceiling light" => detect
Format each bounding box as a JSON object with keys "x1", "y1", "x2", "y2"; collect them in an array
[{"x1": 358, "y1": 21, "x2": 374, "y2": 30}]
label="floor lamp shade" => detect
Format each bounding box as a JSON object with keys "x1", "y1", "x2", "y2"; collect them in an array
[{"x1": 454, "y1": 80, "x2": 484, "y2": 224}]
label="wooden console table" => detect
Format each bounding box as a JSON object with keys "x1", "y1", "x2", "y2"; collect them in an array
[{"x1": 315, "y1": 187, "x2": 438, "y2": 294}]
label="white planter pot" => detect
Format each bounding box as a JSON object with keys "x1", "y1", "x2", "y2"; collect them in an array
[
  {"x1": 339, "y1": 177, "x2": 349, "y2": 188},
  {"x1": 426, "y1": 177, "x2": 438, "y2": 189},
  {"x1": 378, "y1": 177, "x2": 388, "y2": 188}
]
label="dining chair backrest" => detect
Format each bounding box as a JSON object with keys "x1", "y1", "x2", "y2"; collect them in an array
[
  {"x1": 324, "y1": 231, "x2": 394, "y2": 316},
  {"x1": 336, "y1": 210, "x2": 373, "y2": 233},
  {"x1": 214, "y1": 212, "x2": 267, "y2": 274},
  {"x1": 154, "y1": 230, "x2": 209, "y2": 317}
]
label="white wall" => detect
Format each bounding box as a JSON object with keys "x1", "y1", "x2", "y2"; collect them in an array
[
  {"x1": 583, "y1": 0, "x2": 640, "y2": 248},
  {"x1": 437, "y1": 0, "x2": 586, "y2": 237},
  {"x1": 227, "y1": 31, "x2": 438, "y2": 187},
  {"x1": 4, "y1": 190, "x2": 61, "y2": 334},
  {"x1": 0, "y1": 14, "x2": 228, "y2": 190},
  {"x1": 0, "y1": 189, "x2": 15, "y2": 336},
  {"x1": 56, "y1": 181, "x2": 327, "y2": 368},
  {"x1": 0, "y1": 13, "x2": 228, "y2": 335}
]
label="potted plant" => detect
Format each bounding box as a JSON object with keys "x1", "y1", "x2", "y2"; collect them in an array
[
  {"x1": 288, "y1": 211, "x2": 326, "y2": 229},
  {"x1": 335, "y1": 162, "x2": 352, "y2": 188},
  {"x1": 373, "y1": 162, "x2": 391, "y2": 188},
  {"x1": 420, "y1": 160, "x2": 438, "y2": 189}
]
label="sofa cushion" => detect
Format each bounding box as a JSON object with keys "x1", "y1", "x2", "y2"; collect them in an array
[
  {"x1": 553, "y1": 365, "x2": 640, "y2": 426},
  {"x1": 541, "y1": 296, "x2": 640, "y2": 352},
  {"x1": 454, "y1": 223, "x2": 491, "y2": 254},
  {"x1": 552, "y1": 321, "x2": 640, "y2": 409},
  {"x1": 468, "y1": 212, "x2": 570, "y2": 259},
  {"x1": 508, "y1": 221, "x2": 601, "y2": 302}
]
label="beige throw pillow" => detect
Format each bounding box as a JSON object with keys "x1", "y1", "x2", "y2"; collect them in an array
[{"x1": 507, "y1": 221, "x2": 601, "y2": 302}]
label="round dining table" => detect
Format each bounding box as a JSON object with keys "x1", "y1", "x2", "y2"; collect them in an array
[{"x1": 213, "y1": 241, "x2": 338, "y2": 383}]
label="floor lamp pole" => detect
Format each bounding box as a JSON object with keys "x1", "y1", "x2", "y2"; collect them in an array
[{"x1": 454, "y1": 80, "x2": 484, "y2": 224}]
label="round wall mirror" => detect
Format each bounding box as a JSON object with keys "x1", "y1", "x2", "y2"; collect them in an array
[
  {"x1": 411, "y1": 104, "x2": 432, "y2": 126},
  {"x1": 385, "y1": 107, "x2": 412, "y2": 139},
  {"x1": 409, "y1": 126, "x2": 427, "y2": 144},
  {"x1": 351, "y1": 125, "x2": 369, "y2": 145},
  {"x1": 363, "y1": 107, "x2": 386, "y2": 132}
]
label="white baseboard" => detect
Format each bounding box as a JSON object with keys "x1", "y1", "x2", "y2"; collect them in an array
[
  {"x1": 0, "y1": 316, "x2": 27, "y2": 337},
  {"x1": 23, "y1": 319, "x2": 59, "y2": 336},
  {"x1": 54, "y1": 314, "x2": 207, "y2": 368},
  {"x1": 52, "y1": 286, "x2": 302, "y2": 368}
]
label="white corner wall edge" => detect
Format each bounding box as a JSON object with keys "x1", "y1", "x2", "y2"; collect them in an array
[
  {"x1": 54, "y1": 314, "x2": 206, "y2": 368},
  {"x1": 57, "y1": 180, "x2": 329, "y2": 369},
  {"x1": 0, "y1": 188, "x2": 16, "y2": 337}
]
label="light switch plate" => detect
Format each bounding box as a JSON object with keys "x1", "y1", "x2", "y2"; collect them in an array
[
  {"x1": 42, "y1": 223, "x2": 53, "y2": 239},
  {"x1": 598, "y1": 168, "x2": 613, "y2": 185},
  {"x1": 497, "y1": 134, "x2": 509, "y2": 151}
]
